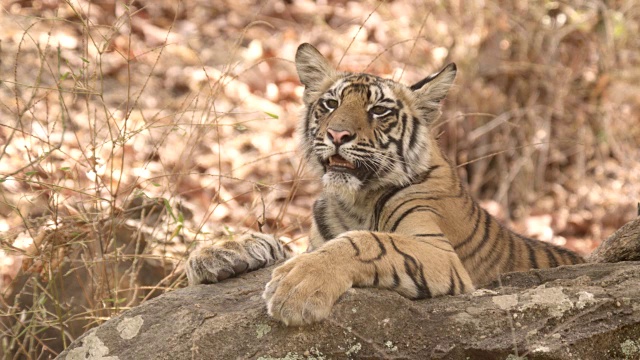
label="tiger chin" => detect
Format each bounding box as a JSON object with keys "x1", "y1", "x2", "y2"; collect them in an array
[{"x1": 186, "y1": 43, "x2": 585, "y2": 326}]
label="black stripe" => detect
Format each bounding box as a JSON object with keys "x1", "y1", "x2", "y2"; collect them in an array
[
  {"x1": 389, "y1": 237, "x2": 431, "y2": 299},
  {"x1": 415, "y1": 234, "x2": 454, "y2": 248},
  {"x1": 373, "y1": 186, "x2": 406, "y2": 230},
  {"x1": 266, "y1": 239, "x2": 277, "y2": 260},
  {"x1": 453, "y1": 204, "x2": 482, "y2": 250},
  {"x1": 390, "y1": 206, "x2": 442, "y2": 232},
  {"x1": 554, "y1": 246, "x2": 584, "y2": 265},
  {"x1": 563, "y1": 248, "x2": 584, "y2": 264},
  {"x1": 346, "y1": 236, "x2": 360, "y2": 257},
  {"x1": 356, "y1": 232, "x2": 387, "y2": 263},
  {"x1": 414, "y1": 233, "x2": 445, "y2": 237},
  {"x1": 253, "y1": 235, "x2": 277, "y2": 260},
  {"x1": 247, "y1": 242, "x2": 268, "y2": 267},
  {"x1": 275, "y1": 238, "x2": 284, "y2": 253},
  {"x1": 398, "y1": 113, "x2": 408, "y2": 174},
  {"x1": 382, "y1": 197, "x2": 422, "y2": 230},
  {"x1": 504, "y1": 232, "x2": 516, "y2": 272},
  {"x1": 304, "y1": 106, "x2": 313, "y2": 139},
  {"x1": 391, "y1": 267, "x2": 400, "y2": 288},
  {"x1": 407, "y1": 260, "x2": 431, "y2": 299},
  {"x1": 251, "y1": 235, "x2": 274, "y2": 264},
  {"x1": 544, "y1": 246, "x2": 559, "y2": 268},
  {"x1": 410, "y1": 165, "x2": 442, "y2": 185},
  {"x1": 399, "y1": 113, "x2": 408, "y2": 139},
  {"x1": 522, "y1": 238, "x2": 539, "y2": 269},
  {"x1": 422, "y1": 242, "x2": 455, "y2": 253},
  {"x1": 390, "y1": 189, "x2": 466, "y2": 203},
  {"x1": 460, "y1": 209, "x2": 493, "y2": 261},
  {"x1": 491, "y1": 226, "x2": 510, "y2": 273},
  {"x1": 466, "y1": 199, "x2": 478, "y2": 217},
  {"x1": 473, "y1": 224, "x2": 507, "y2": 278},
  {"x1": 423, "y1": 164, "x2": 442, "y2": 179},
  {"x1": 313, "y1": 199, "x2": 333, "y2": 241},
  {"x1": 447, "y1": 267, "x2": 456, "y2": 295},
  {"x1": 454, "y1": 266, "x2": 466, "y2": 293},
  {"x1": 407, "y1": 115, "x2": 420, "y2": 150},
  {"x1": 373, "y1": 267, "x2": 380, "y2": 286}
]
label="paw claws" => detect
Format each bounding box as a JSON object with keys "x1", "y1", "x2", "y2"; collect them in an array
[{"x1": 262, "y1": 256, "x2": 350, "y2": 326}]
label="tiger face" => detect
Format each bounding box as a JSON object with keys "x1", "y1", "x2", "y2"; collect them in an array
[{"x1": 295, "y1": 44, "x2": 457, "y2": 199}]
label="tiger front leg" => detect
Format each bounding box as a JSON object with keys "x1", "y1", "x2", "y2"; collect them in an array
[
  {"x1": 186, "y1": 233, "x2": 291, "y2": 285},
  {"x1": 263, "y1": 230, "x2": 474, "y2": 326},
  {"x1": 263, "y1": 250, "x2": 353, "y2": 326}
]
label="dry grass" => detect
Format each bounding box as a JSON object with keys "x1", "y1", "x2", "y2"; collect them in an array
[{"x1": 1, "y1": 0, "x2": 639, "y2": 358}]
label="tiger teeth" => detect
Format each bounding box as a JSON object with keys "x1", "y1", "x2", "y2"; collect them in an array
[{"x1": 329, "y1": 155, "x2": 356, "y2": 169}]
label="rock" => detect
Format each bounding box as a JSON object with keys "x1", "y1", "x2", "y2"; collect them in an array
[
  {"x1": 56, "y1": 261, "x2": 640, "y2": 360},
  {"x1": 589, "y1": 217, "x2": 640, "y2": 263},
  {"x1": 1, "y1": 217, "x2": 174, "y2": 358}
]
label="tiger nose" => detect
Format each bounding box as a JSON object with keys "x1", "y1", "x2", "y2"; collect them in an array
[{"x1": 327, "y1": 128, "x2": 355, "y2": 145}]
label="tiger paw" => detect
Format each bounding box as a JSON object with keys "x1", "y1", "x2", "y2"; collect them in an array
[
  {"x1": 263, "y1": 253, "x2": 352, "y2": 326},
  {"x1": 186, "y1": 245, "x2": 250, "y2": 285}
]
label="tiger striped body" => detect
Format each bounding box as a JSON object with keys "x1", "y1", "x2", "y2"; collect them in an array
[
  {"x1": 186, "y1": 43, "x2": 584, "y2": 326},
  {"x1": 310, "y1": 146, "x2": 582, "y2": 289}
]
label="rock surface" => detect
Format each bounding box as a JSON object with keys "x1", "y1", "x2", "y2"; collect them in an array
[
  {"x1": 57, "y1": 261, "x2": 640, "y2": 360},
  {"x1": 590, "y1": 217, "x2": 640, "y2": 263},
  {"x1": 1, "y1": 219, "x2": 173, "y2": 357}
]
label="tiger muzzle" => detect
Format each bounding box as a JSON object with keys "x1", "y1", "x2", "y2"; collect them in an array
[
  {"x1": 324, "y1": 153, "x2": 372, "y2": 182},
  {"x1": 328, "y1": 154, "x2": 356, "y2": 170}
]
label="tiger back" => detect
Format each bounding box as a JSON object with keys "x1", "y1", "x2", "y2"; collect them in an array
[{"x1": 186, "y1": 43, "x2": 584, "y2": 326}]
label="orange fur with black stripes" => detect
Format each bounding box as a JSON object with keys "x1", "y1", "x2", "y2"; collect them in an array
[{"x1": 187, "y1": 43, "x2": 584, "y2": 326}]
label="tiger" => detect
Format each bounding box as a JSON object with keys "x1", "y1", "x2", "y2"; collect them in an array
[{"x1": 186, "y1": 43, "x2": 585, "y2": 326}]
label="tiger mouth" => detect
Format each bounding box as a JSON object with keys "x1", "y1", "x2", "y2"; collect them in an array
[
  {"x1": 328, "y1": 154, "x2": 356, "y2": 170},
  {"x1": 324, "y1": 154, "x2": 371, "y2": 181}
]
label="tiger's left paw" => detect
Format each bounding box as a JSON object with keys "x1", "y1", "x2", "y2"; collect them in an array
[{"x1": 263, "y1": 253, "x2": 352, "y2": 326}]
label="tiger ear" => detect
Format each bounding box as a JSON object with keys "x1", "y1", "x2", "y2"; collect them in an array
[
  {"x1": 296, "y1": 43, "x2": 336, "y2": 103},
  {"x1": 410, "y1": 63, "x2": 457, "y2": 119}
]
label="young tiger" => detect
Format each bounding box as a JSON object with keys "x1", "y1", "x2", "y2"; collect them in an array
[{"x1": 186, "y1": 43, "x2": 584, "y2": 326}]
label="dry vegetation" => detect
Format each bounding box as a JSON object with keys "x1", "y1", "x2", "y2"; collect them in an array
[{"x1": 1, "y1": 0, "x2": 639, "y2": 358}]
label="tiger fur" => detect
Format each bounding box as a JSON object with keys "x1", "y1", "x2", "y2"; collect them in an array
[{"x1": 186, "y1": 43, "x2": 584, "y2": 326}]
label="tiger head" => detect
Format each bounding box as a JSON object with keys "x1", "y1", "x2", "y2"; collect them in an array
[{"x1": 295, "y1": 43, "x2": 456, "y2": 200}]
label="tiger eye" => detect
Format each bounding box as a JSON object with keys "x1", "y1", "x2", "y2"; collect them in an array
[
  {"x1": 324, "y1": 99, "x2": 339, "y2": 109},
  {"x1": 370, "y1": 106, "x2": 389, "y2": 115}
]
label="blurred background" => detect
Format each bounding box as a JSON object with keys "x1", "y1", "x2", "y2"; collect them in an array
[{"x1": 1, "y1": 0, "x2": 639, "y2": 357}]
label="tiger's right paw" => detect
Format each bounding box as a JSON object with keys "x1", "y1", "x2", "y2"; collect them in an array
[{"x1": 186, "y1": 245, "x2": 250, "y2": 285}]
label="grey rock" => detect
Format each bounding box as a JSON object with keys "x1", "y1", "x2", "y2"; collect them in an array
[{"x1": 56, "y1": 261, "x2": 640, "y2": 360}]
